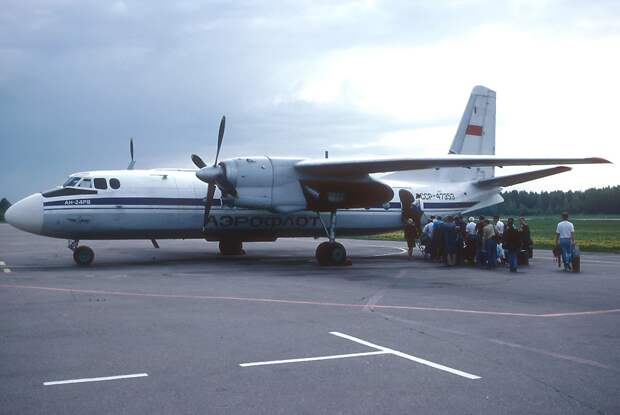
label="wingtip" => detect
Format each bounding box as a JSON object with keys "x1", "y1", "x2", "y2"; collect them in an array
[{"x1": 590, "y1": 157, "x2": 613, "y2": 164}]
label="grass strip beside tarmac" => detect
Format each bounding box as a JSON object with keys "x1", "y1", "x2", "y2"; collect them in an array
[{"x1": 360, "y1": 215, "x2": 620, "y2": 253}]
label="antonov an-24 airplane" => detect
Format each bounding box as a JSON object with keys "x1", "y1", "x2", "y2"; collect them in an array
[{"x1": 5, "y1": 86, "x2": 611, "y2": 266}]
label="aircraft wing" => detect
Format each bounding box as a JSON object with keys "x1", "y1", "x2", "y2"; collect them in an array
[
  {"x1": 474, "y1": 166, "x2": 572, "y2": 188},
  {"x1": 295, "y1": 156, "x2": 610, "y2": 176}
]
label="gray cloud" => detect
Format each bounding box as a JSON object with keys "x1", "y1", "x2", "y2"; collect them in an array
[{"x1": 1, "y1": 0, "x2": 618, "y2": 200}]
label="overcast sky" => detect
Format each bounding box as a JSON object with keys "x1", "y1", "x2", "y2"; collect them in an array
[{"x1": 1, "y1": 0, "x2": 618, "y2": 202}]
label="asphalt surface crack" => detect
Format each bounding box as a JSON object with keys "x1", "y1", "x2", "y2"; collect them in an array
[
  {"x1": 525, "y1": 374, "x2": 607, "y2": 415},
  {"x1": 374, "y1": 311, "x2": 611, "y2": 414},
  {"x1": 362, "y1": 269, "x2": 408, "y2": 312}
]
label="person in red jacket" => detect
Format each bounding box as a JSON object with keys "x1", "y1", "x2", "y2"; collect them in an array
[{"x1": 404, "y1": 218, "x2": 418, "y2": 260}]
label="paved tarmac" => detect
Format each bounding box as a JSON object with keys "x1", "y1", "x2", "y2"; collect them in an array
[{"x1": 1, "y1": 223, "x2": 619, "y2": 414}]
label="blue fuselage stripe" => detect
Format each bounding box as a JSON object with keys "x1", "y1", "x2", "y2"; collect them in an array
[
  {"x1": 43, "y1": 197, "x2": 478, "y2": 211},
  {"x1": 423, "y1": 202, "x2": 477, "y2": 209},
  {"x1": 43, "y1": 197, "x2": 211, "y2": 207}
]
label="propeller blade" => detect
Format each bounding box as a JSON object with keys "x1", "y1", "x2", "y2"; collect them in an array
[
  {"x1": 192, "y1": 154, "x2": 207, "y2": 169},
  {"x1": 127, "y1": 138, "x2": 136, "y2": 170},
  {"x1": 214, "y1": 115, "x2": 225, "y2": 166},
  {"x1": 202, "y1": 183, "x2": 216, "y2": 233}
]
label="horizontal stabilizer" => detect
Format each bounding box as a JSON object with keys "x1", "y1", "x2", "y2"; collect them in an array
[{"x1": 475, "y1": 166, "x2": 572, "y2": 188}]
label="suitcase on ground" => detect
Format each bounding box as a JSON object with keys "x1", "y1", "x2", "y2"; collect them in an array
[
  {"x1": 517, "y1": 250, "x2": 529, "y2": 266},
  {"x1": 572, "y1": 245, "x2": 581, "y2": 273}
]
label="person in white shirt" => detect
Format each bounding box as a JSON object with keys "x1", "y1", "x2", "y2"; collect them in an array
[
  {"x1": 494, "y1": 215, "x2": 505, "y2": 262},
  {"x1": 421, "y1": 216, "x2": 435, "y2": 258},
  {"x1": 464, "y1": 217, "x2": 478, "y2": 263},
  {"x1": 494, "y1": 215, "x2": 505, "y2": 236},
  {"x1": 423, "y1": 217, "x2": 435, "y2": 239},
  {"x1": 555, "y1": 212, "x2": 575, "y2": 271},
  {"x1": 466, "y1": 217, "x2": 477, "y2": 236}
]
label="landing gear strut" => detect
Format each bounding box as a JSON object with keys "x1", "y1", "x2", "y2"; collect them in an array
[
  {"x1": 315, "y1": 211, "x2": 348, "y2": 266},
  {"x1": 68, "y1": 240, "x2": 95, "y2": 266}
]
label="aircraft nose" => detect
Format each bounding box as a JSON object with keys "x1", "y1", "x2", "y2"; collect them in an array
[{"x1": 5, "y1": 193, "x2": 44, "y2": 234}]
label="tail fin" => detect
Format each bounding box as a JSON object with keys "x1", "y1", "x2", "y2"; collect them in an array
[
  {"x1": 444, "y1": 85, "x2": 496, "y2": 180},
  {"x1": 383, "y1": 85, "x2": 497, "y2": 183}
]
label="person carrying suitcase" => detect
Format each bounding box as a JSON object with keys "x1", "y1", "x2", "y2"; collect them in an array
[{"x1": 555, "y1": 212, "x2": 575, "y2": 272}]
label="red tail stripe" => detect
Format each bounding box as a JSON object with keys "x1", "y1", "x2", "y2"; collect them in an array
[{"x1": 466, "y1": 124, "x2": 483, "y2": 136}]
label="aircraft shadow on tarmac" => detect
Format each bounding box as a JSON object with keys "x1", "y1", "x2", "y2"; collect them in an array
[{"x1": 14, "y1": 248, "x2": 414, "y2": 273}]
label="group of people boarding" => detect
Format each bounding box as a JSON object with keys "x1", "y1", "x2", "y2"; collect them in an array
[
  {"x1": 402, "y1": 193, "x2": 579, "y2": 273},
  {"x1": 404, "y1": 211, "x2": 533, "y2": 272}
]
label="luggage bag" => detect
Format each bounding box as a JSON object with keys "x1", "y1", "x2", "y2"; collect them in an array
[{"x1": 572, "y1": 245, "x2": 581, "y2": 273}]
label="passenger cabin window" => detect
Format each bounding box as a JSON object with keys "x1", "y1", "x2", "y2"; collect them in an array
[
  {"x1": 109, "y1": 178, "x2": 121, "y2": 189},
  {"x1": 94, "y1": 178, "x2": 108, "y2": 190},
  {"x1": 63, "y1": 177, "x2": 81, "y2": 187},
  {"x1": 78, "y1": 178, "x2": 92, "y2": 188}
]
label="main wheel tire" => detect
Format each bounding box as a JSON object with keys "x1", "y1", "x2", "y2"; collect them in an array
[
  {"x1": 73, "y1": 245, "x2": 95, "y2": 266},
  {"x1": 316, "y1": 242, "x2": 332, "y2": 266},
  {"x1": 327, "y1": 242, "x2": 347, "y2": 265},
  {"x1": 219, "y1": 240, "x2": 243, "y2": 255},
  {"x1": 316, "y1": 242, "x2": 347, "y2": 266}
]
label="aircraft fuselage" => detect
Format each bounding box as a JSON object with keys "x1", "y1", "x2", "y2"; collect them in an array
[{"x1": 8, "y1": 168, "x2": 499, "y2": 241}]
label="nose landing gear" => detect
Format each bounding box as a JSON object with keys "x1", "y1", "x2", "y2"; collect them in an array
[{"x1": 68, "y1": 240, "x2": 95, "y2": 266}]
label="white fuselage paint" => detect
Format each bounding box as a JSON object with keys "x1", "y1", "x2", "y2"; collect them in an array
[{"x1": 36, "y1": 169, "x2": 500, "y2": 241}]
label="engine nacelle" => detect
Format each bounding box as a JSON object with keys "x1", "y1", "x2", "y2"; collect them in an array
[
  {"x1": 220, "y1": 157, "x2": 308, "y2": 212},
  {"x1": 219, "y1": 156, "x2": 394, "y2": 213}
]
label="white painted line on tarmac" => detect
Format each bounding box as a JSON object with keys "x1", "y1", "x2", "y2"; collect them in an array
[
  {"x1": 240, "y1": 351, "x2": 389, "y2": 367},
  {"x1": 3, "y1": 268, "x2": 11, "y2": 273},
  {"x1": 241, "y1": 331, "x2": 480, "y2": 380},
  {"x1": 330, "y1": 332, "x2": 481, "y2": 380},
  {"x1": 371, "y1": 247, "x2": 408, "y2": 257},
  {"x1": 43, "y1": 373, "x2": 148, "y2": 386},
  {"x1": 0, "y1": 261, "x2": 5, "y2": 266}
]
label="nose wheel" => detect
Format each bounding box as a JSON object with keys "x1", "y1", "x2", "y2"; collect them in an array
[{"x1": 72, "y1": 245, "x2": 95, "y2": 266}]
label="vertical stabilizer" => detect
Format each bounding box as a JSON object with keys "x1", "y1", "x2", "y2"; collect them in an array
[
  {"x1": 382, "y1": 85, "x2": 497, "y2": 183},
  {"x1": 445, "y1": 85, "x2": 496, "y2": 180}
]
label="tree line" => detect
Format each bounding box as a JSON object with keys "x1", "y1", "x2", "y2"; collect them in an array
[
  {"x1": 0, "y1": 198, "x2": 10, "y2": 222},
  {"x1": 476, "y1": 186, "x2": 620, "y2": 216}
]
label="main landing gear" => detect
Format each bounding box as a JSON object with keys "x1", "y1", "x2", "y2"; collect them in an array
[
  {"x1": 219, "y1": 239, "x2": 245, "y2": 256},
  {"x1": 68, "y1": 240, "x2": 95, "y2": 266},
  {"x1": 315, "y1": 211, "x2": 350, "y2": 266}
]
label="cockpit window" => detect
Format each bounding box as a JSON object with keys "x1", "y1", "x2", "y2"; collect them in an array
[
  {"x1": 78, "y1": 178, "x2": 92, "y2": 188},
  {"x1": 110, "y1": 178, "x2": 120, "y2": 189},
  {"x1": 63, "y1": 177, "x2": 81, "y2": 187},
  {"x1": 94, "y1": 178, "x2": 108, "y2": 190}
]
